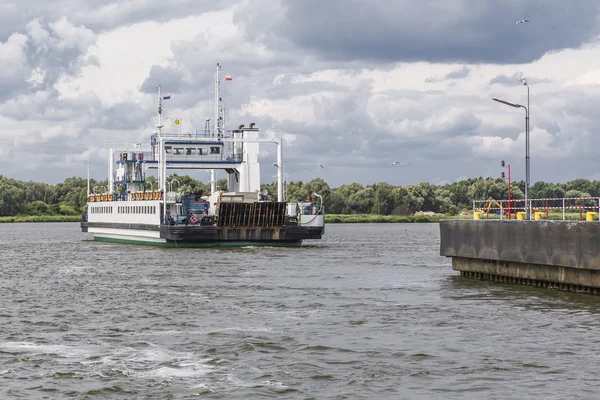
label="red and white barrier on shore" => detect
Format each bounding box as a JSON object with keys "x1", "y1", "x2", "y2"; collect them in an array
[{"x1": 472, "y1": 197, "x2": 600, "y2": 221}]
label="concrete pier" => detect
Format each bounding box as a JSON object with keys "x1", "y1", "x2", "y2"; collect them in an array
[{"x1": 440, "y1": 220, "x2": 600, "y2": 293}]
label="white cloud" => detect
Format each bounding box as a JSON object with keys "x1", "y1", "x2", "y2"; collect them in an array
[
  {"x1": 3, "y1": 2, "x2": 600, "y2": 186},
  {"x1": 56, "y1": 10, "x2": 235, "y2": 105},
  {"x1": 0, "y1": 33, "x2": 29, "y2": 82}
]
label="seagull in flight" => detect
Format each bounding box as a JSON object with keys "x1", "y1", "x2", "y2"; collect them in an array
[
  {"x1": 317, "y1": 164, "x2": 324, "y2": 168},
  {"x1": 391, "y1": 161, "x2": 401, "y2": 165},
  {"x1": 516, "y1": 19, "x2": 529, "y2": 24}
]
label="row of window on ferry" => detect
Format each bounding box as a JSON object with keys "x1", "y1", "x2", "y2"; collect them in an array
[
  {"x1": 165, "y1": 146, "x2": 221, "y2": 155},
  {"x1": 91, "y1": 206, "x2": 113, "y2": 214},
  {"x1": 118, "y1": 205, "x2": 156, "y2": 214},
  {"x1": 90, "y1": 206, "x2": 156, "y2": 214}
]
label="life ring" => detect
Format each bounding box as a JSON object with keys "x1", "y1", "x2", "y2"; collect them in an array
[{"x1": 189, "y1": 215, "x2": 198, "y2": 225}]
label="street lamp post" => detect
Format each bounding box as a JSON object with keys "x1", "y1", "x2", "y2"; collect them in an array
[
  {"x1": 501, "y1": 160, "x2": 511, "y2": 219},
  {"x1": 521, "y1": 77, "x2": 530, "y2": 219},
  {"x1": 492, "y1": 96, "x2": 530, "y2": 219}
]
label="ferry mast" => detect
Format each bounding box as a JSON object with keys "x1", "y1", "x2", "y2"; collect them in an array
[{"x1": 211, "y1": 63, "x2": 223, "y2": 193}]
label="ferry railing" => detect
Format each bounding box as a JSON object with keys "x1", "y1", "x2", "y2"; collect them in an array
[
  {"x1": 472, "y1": 197, "x2": 600, "y2": 221},
  {"x1": 153, "y1": 130, "x2": 241, "y2": 139},
  {"x1": 121, "y1": 150, "x2": 243, "y2": 163},
  {"x1": 161, "y1": 152, "x2": 242, "y2": 163},
  {"x1": 298, "y1": 202, "x2": 325, "y2": 216}
]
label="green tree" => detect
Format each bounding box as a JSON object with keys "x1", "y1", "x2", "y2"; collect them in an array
[
  {"x1": 0, "y1": 177, "x2": 27, "y2": 216},
  {"x1": 334, "y1": 183, "x2": 364, "y2": 213},
  {"x1": 372, "y1": 183, "x2": 395, "y2": 215},
  {"x1": 391, "y1": 186, "x2": 411, "y2": 215},
  {"x1": 434, "y1": 188, "x2": 457, "y2": 214},
  {"x1": 566, "y1": 179, "x2": 593, "y2": 195},
  {"x1": 27, "y1": 200, "x2": 49, "y2": 215},
  {"x1": 347, "y1": 187, "x2": 375, "y2": 214}
]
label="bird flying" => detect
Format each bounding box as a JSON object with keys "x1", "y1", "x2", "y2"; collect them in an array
[
  {"x1": 516, "y1": 19, "x2": 529, "y2": 24},
  {"x1": 318, "y1": 164, "x2": 324, "y2": 169},
  {"x1": 391, "y1": 161, "x2": 401, "y2": 165}
]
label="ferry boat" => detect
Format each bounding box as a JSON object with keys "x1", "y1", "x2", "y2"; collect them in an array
[{"x1": 80, "y1": 64, "x2": 325, "y2": 247}]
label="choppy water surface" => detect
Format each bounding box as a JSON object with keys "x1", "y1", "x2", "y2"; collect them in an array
[{"x1": 2, "y1": 223, "x2": 600, "y2": 399}]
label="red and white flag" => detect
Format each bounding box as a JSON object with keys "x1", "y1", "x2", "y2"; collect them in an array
[{"x1": 225, "y1": 75, "x2": 232, "y2": 81}]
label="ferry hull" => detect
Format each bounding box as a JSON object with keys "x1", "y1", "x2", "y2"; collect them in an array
[
  {"x1": 92, "y1": 236, "x2": 303, "y2": 248},
  {"x1": 82, "y1": 222, "x2": 322, "y2": 247}
]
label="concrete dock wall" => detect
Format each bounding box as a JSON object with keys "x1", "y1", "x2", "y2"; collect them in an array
[{"x1": 440, "y1": 220, "x2": 600, "y2": 291}]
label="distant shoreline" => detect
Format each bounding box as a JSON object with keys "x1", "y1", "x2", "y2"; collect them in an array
[
  {"x1": 324, "y1": 214, "x2": 453, "y2": 223},
  {"x1": 0, "y1": 214, "x2": 456, "y2": 224},
  {"x1": 0, "y1": 216, "x2": 82, "y2": 223}
]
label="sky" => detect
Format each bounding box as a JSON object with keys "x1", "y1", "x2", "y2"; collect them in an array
[{"x1": 1, "y1": 0, "x2": 600, "y2": 188}]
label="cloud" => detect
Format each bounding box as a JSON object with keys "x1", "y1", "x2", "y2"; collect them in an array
[
  {"x1": 237, "y1": 0, "x2": 600, "y2": 64},
  {"x1": 0, "y1": 33, "x2": 29, "y2": 97},
  {"x1": 0, "y1": 17, "x2": 95, "y2": 102},
  {"x1": 3, "y1": 1, "x2": 600, "y2": 188},
  {"x1": 0, "y1": 0, "x2": 235, "y2": 41},
  {"x1": 25, "y1": 18, "x2": 96, "y2": 86},
  {"x1": 426, "y1": 66, "x2": 471, "y2": 83},
  {"x1": 489, "y1": 72, "x2": 550, "y2": 86},
  {"x1": 140, "y1": 65, "x2": 186, "y2": 94}
]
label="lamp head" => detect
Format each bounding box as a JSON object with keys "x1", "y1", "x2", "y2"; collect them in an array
[{"x1": 492, "y1": 97, "x2": 522, "y2": 108}]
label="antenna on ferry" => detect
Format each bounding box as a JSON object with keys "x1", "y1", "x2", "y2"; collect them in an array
[
  {"x1": 221, "y1": 100, "x2": 225, "y2": 137},
  {"x1": 157, "y1": 85, "x2": 164, "y2": 136},
  {"x1": 87, "y1": 162, "x2": 90, "y2": 199},
  {"x1": 157, "y1": 85, "x2": 171, "y2": 136},
  {"x1": 214, "y1": 63, "x2": 221, "y2": 139}
]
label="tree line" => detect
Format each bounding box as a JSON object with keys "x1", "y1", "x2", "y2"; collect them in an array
[{"x1": 1, "y1": 174, "x2": 599, "y2": 217}]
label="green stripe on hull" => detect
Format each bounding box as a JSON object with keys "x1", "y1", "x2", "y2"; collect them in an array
[{"x1": 93, "y1": 236, "x2": 302, "y2": 248}]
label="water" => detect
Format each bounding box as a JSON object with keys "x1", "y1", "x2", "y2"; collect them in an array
[{"x1": 1, "y1": 223, "x2": 600, "y2": 399}]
